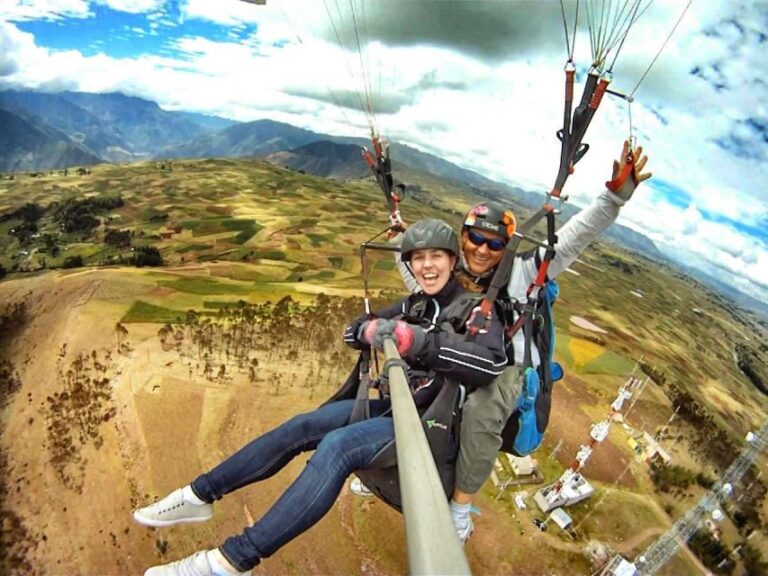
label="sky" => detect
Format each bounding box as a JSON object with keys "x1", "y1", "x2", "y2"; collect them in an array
[{"x1": 1, "y1": 0, "x2": 767, "y2": 305}]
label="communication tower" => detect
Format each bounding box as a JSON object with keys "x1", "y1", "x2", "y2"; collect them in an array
[
  {"x1": 535, "y1": 376, "x2": 644, "y2": 512},
  {"x1": 602, "y1": 421, "x2": 768, "y2": 575}
]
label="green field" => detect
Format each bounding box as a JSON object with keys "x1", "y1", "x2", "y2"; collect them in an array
[
  {"x1": 157, "y1": 277, "x2": 254, "y2": 295},
  {"x1": 121, "y1": 300, "x2": 187, "y2": 323},
  {"x1": 556, "y1": 332, "x2": 636, "y2": 375}
]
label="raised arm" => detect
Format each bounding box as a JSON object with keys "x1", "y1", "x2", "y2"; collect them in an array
[{"x1": 546, "y1": 140, "x2": 651, "y2": 278}]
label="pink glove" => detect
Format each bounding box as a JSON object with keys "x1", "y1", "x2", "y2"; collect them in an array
[{"x1": 359, "y1": 319, "x2": 424, "y2": 356}]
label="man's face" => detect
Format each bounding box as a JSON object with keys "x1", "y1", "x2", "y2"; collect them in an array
[{"x1": 461, "y1": 227, "x2": 506, "y2": 276}]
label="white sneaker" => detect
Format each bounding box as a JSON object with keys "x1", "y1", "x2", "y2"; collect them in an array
[
  {"x1": 144, "y1": 550, "x2": 251, "y2": 576},
  {"x1": 134, "y1": 488, "x2": 213, "y2": 527},
  {"x1": 349, "y1": 477, "x2": 374, "y2": 497},
  {"x1": 456, "y1": 515, "x2": 474, "y2": 544},
  {"x1": 449, "y1": 501, "x2": 475, "y2": 544}
]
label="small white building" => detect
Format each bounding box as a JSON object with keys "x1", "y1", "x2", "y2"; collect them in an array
[
  {"x1": 534, "y1": 473, "x2": 595, "y2": 512},
  {"x1": 506, "y1": 454, "x2": 538, "y2": 476},
  {"x1": 641, "y1": 432, "x2": 672, "y2": 464},
  {"x1": 599, "y1": 555, "x2": 638, "y2": 576},
  {"x1": 549, "y1": 507, "x2": 573, "y2": 531}
]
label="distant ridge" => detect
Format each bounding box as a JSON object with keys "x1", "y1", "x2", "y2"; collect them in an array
[
  {"x1": 158, "y1": 119, "x2": 325, "y2": 159},
  {"x1": 0, "y1": 89, "x2": 666, "y2": 275},
  {"x1": 0, "y1": 90, "x2": 235, "y2": 163},
  {"x1": 263, "y1": 141, "x2": 370, "y2": 180},
  {"x1": 0, "y1": 108, "x2": 101, "y2": 171}
]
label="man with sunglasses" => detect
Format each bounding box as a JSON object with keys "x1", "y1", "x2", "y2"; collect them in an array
[
  {"x1": 456, "y1": 205, "x2": 511, "y2": 292},
  {"x1": 449, "y1": 140, "x2": 651, "y2": 542}
]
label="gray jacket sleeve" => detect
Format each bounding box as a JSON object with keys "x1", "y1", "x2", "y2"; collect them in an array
[{"x1": 545, "y1": 188, "x2": 622, "y2": 279}]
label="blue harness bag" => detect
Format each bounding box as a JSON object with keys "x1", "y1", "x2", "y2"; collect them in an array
[{"x1": 502, "y1": 279, "x2": 564, "y2": 456}]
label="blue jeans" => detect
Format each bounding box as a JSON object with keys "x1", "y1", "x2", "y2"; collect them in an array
[{"x1": 191, "y1": 399, "x2": 393, "y2": 571}]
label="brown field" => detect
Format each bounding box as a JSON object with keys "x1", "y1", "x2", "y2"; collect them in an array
[{"x1": 4, "y1": 261, "x2": 762, "y2": 576}]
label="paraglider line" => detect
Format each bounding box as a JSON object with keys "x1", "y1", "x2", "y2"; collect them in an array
[{"x1": 629, "y1": 0, "x2": 692, "y2": 99}]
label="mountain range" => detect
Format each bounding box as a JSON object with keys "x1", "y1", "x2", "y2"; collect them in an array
[
  {"x1": 2, "y1": 88, "x2": 763, "y2": 319},
  {"x1": 0, "y1": 90, "x2": 236, "y2": 165}
]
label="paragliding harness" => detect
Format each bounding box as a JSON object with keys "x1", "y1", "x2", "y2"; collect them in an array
[
  {"x1": 461, "y1": 10, "x2": 636, "y2": 455},
  {"x1": 322, "y1": 136, "x2": 463, "y2": 511},
  {"x1": 487, "y1": 0, "x2": 694, "y2": 455},
  {"x1": 324, "y1": 293, "x2": 482, "y2": 511}
]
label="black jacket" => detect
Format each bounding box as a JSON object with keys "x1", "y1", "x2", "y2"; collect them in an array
[{"x1": 343, "y1": 277, "x2": 506, "y2": 403}]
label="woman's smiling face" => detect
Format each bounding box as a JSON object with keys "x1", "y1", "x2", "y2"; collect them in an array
[{"x1": 409, "y1": 248, "x2": 456, "y2": 295}]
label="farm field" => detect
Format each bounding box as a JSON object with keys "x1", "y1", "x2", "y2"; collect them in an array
[{"x1": 1, "y1": 159, "x2": 766, "y2": 575}]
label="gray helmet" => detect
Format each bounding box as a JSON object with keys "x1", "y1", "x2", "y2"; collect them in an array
[
  {"x1": 400, "y1": 218, "x2": 459, "y2": 262},
  {"x1": 463, "y1": 202, "x2": 516, "y2": 240}
]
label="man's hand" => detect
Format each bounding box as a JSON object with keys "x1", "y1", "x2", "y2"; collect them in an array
[{"x1": 607, "y1": 140, "x2": 652, "y2": 204}]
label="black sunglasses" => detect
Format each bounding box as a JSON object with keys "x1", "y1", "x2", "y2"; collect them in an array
[{"x1": 466, "y1": 230, "x2": 507, "y2": 251}]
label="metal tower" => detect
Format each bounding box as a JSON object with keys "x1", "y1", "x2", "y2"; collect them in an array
[
  {"x1": 535, "y1": 376, "x2": 644, "y2": 512},
  {"x1": 633, "y1": 421, "x2": 768, "y2": 575}
]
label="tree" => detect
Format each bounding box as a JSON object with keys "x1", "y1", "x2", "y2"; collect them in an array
[
  {"x1": 9, "y1": 220, "x2": 38, "y2": 245},
  {"x1": 688, "y1": 529, "x2": 733, "y2": 574},
  {"x1": 741, "y1": 543, "x2": 768, "y2": 576},
  {"x1": 115, "y1": 322, "x2": 129, "y2": 350},
  {"x1": 130, "y1": 246, "x2": 164, "y2": 267},
  {"x1": 104, "y1": 228, "x2": 132, "y2": 248},
  {"x1": 54, "y1": 195, "x2": 123, "y2": 235},
  {"x1": 62, "y1": 255, "x2": 84, "y2": 269},
  {"x1": 41, "y1": 233, "x2": 60, "y2": 257}
]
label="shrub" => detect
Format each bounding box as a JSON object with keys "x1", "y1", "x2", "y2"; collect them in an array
[
  {"x1": 688, "y1": 529, "x2": 733, "y2": 574},
  {"x1": 741, "y1": 543, "x2": 768, "y2": 576},
  {"x1": 55, "y1": 195, "x2": 124, "y2": 234},
  {"x1": 104, "y1": 228, "x2": 132, "y2": 248},
  {"x1": 62, "y1": 255, "x2": 84, "y2": 269},
  {"x1": 650, "y1": 461, "x2": 697, "y2": 492},
  {"x1": 130, "y1": 246, "x2": 164, "y2": 267}
]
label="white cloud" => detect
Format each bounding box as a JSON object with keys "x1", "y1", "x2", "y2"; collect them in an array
[
  {"x1": 0, "y1": 0, "x2": 91, "y2": 22},
  {"x1": 680, "y1": 204, "x2": 702, "y2": 236},
  {"x1": 96, "y1": 0, "x2": 165, "y2": 14},
  {"x1": 693, "y1": 185, "x2": 766, "y2": 225},
  {"x1": 0, "y1": 22, "x2": 28, "y2": 76},
  {"x1": 742, "y1": 249, "x2": 758, "y2": 265},
  {"x1": 181, "y1": 0, "x2": 274, "y2": 27}
]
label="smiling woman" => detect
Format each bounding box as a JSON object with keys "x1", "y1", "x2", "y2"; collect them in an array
[{"x1": 399, "y1": 218, "x2": 459, "y2": 294}]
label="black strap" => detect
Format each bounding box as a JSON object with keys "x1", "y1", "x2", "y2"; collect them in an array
[
  {"x1": 350, "y1": 350, "x2": 372, "y2": 423},
  {"x1": 515, "y1": 210, "x2": 558, "y2": 368}
]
